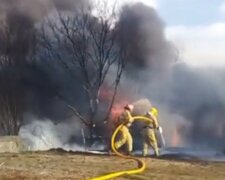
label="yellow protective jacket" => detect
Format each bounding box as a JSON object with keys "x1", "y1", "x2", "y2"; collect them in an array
[
  {"x1": 117, "y1": 109, "x2": 133, "y2": 127},
  {"x1": 114, "y1": 109, "x2": 134, "y2": 152},
  {"x1": 144, "y1": 113, "x2": 159, "y2": 129},
  {"x1": 141, "y1": 111, "x2": 159, "y2": 156},
  {"x1": 142, "y1": 127, "x2": 159, "y2": 156}
]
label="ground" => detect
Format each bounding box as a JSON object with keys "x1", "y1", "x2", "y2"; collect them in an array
[{"x1": 0, "y1": 151, "x2": 224, "y2": 180}]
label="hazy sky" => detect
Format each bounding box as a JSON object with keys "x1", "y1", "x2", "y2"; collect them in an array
[{"x1": 109, "y1": 0, "x2": 225, "y2": 66}]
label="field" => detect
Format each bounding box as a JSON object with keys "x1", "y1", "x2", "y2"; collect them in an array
[{"x1": 0, "y1": 151, "x2": 225, "y2": 180}]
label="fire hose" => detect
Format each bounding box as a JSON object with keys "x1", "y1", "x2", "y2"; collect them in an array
[{"x1": 88, "y1": 116, "x2": 155, "y2": 180}]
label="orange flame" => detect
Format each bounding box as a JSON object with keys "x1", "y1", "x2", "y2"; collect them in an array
[
  {"x1": 110, "y1": 102, "x2": 128, "y2": 120},
  {"x1": 172, "y1": 123, "x2": 185, "y2": 147},
  {"x1": 99, "y1": 86, "x2": 130, "y2": 122},
  {"x1": 172, "y1": 128, "x2": 180, "y2": 146}
]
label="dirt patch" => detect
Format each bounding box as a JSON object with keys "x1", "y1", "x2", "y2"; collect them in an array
[{"x1": 0, "y1": 152, "x2": 224, "y2": 179}]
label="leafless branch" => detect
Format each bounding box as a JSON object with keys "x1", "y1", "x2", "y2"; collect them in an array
[{"x1": 37, "y1": 1, "x2": 126, "y2": 139}]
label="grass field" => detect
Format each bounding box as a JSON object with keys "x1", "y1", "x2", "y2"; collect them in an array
[{"x1": 0, "y1": 151, "x2": 224, "y2": 180}]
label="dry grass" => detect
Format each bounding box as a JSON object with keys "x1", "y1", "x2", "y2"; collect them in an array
[{"x1": 0, "y1": 151, "x2": 224, "y2": 180}]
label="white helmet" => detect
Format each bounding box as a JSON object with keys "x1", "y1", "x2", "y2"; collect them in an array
[{"x1": 125, "y1": 104, "x2": 134, "y2": 111}]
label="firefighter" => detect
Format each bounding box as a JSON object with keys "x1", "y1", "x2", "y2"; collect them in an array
[
  {"x1": 141, "y1": 107, "x2": 160, "y2": 157},
  {"x1": 114, "y1": 104, "x2": 134, "y2": 155}
]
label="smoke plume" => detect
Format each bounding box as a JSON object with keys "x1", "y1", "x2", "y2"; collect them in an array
[
  {"x1": 116, "y1": 3, "x2": 175, "y2": 76},
  {"x1": 164, "y1": 64, "x2": 225, "y2": 149},
  {"x1": 0, "y1": 0, "x2": 91, "y2": 21},
  {"x1": 114, "y1": 3, "x2": 225, "y2": 151},
  {"x1": 1, "y1": 0, "x2": 225, "y2": 153},
  {"x1": 19, "y1": 113, "x2": 87, "y2": 151},
  {"x1": 0, "y1": 1, "x2": 177, "y2": 150}
]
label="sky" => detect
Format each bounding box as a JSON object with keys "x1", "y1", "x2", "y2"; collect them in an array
[{"x1": 109, "y1": 0, "x2": 225, "y2": 67}]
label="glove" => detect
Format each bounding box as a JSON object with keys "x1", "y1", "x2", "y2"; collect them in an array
[
  {"x1": 146, "y1": 112, "x2": 153, "y2": 117},
  {"x1": 158, "y1": 126, "x2": 163, "y2": 133}
]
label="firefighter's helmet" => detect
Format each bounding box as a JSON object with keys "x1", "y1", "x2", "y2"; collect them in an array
[
  {"x1": 147, "y1": 107, "x2": 158, "y2": 117},
  {"x1": 124, "y1": 104, "x2": 134, "y2": 111}
]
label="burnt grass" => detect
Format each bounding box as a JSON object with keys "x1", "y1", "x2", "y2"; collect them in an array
[{"x1": 0, "y1": 150, "x2": 224, "y2": 179}]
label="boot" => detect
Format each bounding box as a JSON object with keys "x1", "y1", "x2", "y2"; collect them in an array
[
  {"x1": 154, "y1": 149, "x2": 160, "y2": 157},
  {"x1": 126, "y1": 151, "x2": 134, "y2": 156}
]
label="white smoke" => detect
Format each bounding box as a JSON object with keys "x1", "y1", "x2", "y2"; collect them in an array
[{"x1": 19, "y1": 114, "x2": 88, "y2": 151}]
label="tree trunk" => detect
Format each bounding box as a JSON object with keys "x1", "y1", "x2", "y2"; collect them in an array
[{"x1": 88, "y1": 94, "x2": 99, "y2": 145}]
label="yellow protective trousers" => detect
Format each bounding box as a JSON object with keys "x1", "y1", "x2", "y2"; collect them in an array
[
  {"x1": 142, "y1": 127, "x2": 159, "y2": 156},
  {"x1": 114, "y1": 125, "x2": 133, "y2": 152}
]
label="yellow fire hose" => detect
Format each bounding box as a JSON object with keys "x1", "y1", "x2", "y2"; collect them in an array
[{"x1": 89, "y1": 116, "x2": 153, "y2": 180}]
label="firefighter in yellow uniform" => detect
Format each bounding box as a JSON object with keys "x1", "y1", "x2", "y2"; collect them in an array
[
  {"x1": 114, "y1": 104, "x2": 134, "y2": 155},
  {"x1": 142, "y1": 107, "x2": 160, "y2": 157}
]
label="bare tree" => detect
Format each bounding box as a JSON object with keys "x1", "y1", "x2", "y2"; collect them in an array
[
  {"x1": 0, "y1": 10, "x2": 36, "y2": 135},
  {"x1": 0, "y1": 10, "x2": 36, "y2": 66},
  {"x1": 37, "y1": 2, "x2": 125, "y2": 141},
  {"x1": 0, "y1": 69, "x2": 24, "y2": 135}
]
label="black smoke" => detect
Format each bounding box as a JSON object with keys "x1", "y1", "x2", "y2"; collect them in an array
[
  {"x1": 164, "y1": 63, "x2": 225, "y2": 149},
  {"x1": 114, "y1": 3, "x2": 225, "y2": 151},
  {"x1": 0, "y1": 0, "x2": 91, "y2": 21},
  {"x1": 116, "y1": 3, "x2": 176, "y2": 76},
  {"x1": 0, "y1": 1, "x2": 177, "y2": 148},
  {"x1": 1, "y1": 0, "x2": 224, "y2": 152}
]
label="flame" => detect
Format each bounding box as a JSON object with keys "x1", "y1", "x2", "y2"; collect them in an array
[
  {"x1": 110, "y1": 102, "x2": 128, "y2": 120},
  {"x1": 172, "y1": 123, "x2": 185, "y2": 147},
  {"x1": 99, "y1": 87, "x2": 114, "y2": 100},
  {"x1": 99, "y1": 86, "x2": 130, "y2": 122},
  {"x1": 172, "y1": 128, "x2": 180, "y2": 146}
]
